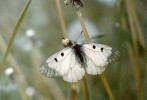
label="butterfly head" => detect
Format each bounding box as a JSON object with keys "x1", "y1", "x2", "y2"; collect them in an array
[{"x1": 62, "y1": 38, "x2": 73, "y2": 47}]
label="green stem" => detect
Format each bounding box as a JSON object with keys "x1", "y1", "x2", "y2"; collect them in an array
[
  {"x1": 0, "y1": 0, "x2": 32, "y2": 79},
  {"x1": 100, "y1": 74, "x2": 115, "y2": 100},
  {"x1": 129, "y1": 0, "x2": 145, "y2": 48},
  {"x1": 0, "y1": 34, "x2": 30, "y2": 100},
  {"x1": 83, "y1": 77, "x2": 90, "y2": 100},
  {"x1": 125, "y1": 0, "x2": 142, "y2": 100},
  {"x1": 78, "y1": 81, "x2": 87, "y2": 100}
]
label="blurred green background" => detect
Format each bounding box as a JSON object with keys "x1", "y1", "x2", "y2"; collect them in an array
[{"x1": 0, "y1": 0, "x2": 147, "y2": 100}]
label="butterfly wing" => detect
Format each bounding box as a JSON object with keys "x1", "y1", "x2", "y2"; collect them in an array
[
  {"x1": 63, "y1": 53, "x2": 85, "y2": 82},
  {"x1": 40, "y1": 47, "x2": 73, "y2": 77},
  {"x1": 82, "y1": 43, "x2": 121, "y2": 75}
]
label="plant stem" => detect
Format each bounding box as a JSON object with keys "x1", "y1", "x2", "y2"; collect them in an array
[
  {"x1": 76, "y1": 10, "x2": 91, "y2": 100},
  {"x1": 129, "y1": 0, "x2": 145, "y2": 48},
  {"x1": 125, "y1": 0, "x2": 142, "y2": 100},
  {"x1": 100, "y1": 74, "x2": 115, "y2": 100},
  {"x1": 78, "y1": 80, "x2": 87, "y2": 100},
  {"x1": 18, "y1": 87, "x2": 29, "y2": 100},
  {"x1": 55, "y1": 1, "x2": 80, "y2": 100},
  {"x1": 31, "y1": 47, "x2": 53, "y2": 99},
  {"x1": 77, "y1": 10, "x2": 91, "y2": 42},
  {"x1": 77, "y1": 9, "x2": 115, "y2": 100},
  {"x1": 0, "y1": 34, "x2": 22, "y2": 76},
  {"x1": 83, "y1": 77, "x2": 90, "y2": 100},
  {"x1": 127, "y1": 43, "x2": 136, "y2": 79},
  {"x1": 0, "y1": 34, "x2": 30, "y2": 100},
  {"x1": 70, "y1": 86, "x2": 77, "y2": 100},
  {"x1": 55, "y1": 1, "x2": 90, "y2": 100},
  {"x1": 0, "y1": 0, "x2": 31, "y2": 79},
  {"x1": 55, "y1": 0, "x2": 68, "y2": 38},
  {"x1": 31, "y1": 47, "x2": 65, "y2": 100}
]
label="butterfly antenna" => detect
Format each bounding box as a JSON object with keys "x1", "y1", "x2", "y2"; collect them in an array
[{"x1": 75, "y1": 31, "x2": 83, "y2": 42}]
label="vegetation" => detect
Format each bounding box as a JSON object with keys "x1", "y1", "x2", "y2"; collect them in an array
[{"x1": 0, "y1": 0, "x2": 146, "y2": 100}]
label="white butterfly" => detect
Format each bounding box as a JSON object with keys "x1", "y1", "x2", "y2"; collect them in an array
[{"x1": 40, "y1": 38, "x2": 121, "y2": 83}]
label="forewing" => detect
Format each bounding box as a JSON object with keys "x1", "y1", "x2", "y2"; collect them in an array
[
  {"x1": 82, "y1": 43, "x2": 121, "y2": 75},
  {"x1": 40, "y1": 47, "x2": 73, "y2": 77},
  {"x1": 63, "y1": 53, "x2": 85, "y2": 83}
]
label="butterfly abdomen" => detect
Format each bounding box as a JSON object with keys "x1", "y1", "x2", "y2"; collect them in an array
[{"x1": 72, "y1": 44, "x2": 87, "y2": 66}]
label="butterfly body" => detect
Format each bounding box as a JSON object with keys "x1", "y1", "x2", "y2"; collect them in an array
[
  {"x1": 40, "y1": 38, "x2": 121, "y2": 83},
  {"x1": 72, "y1": 43, "x2": 87, "y2": 66}
]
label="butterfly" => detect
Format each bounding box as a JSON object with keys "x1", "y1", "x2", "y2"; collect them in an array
[{"x1": 40, "y1": 38, "x2": 121, "y2": 83}]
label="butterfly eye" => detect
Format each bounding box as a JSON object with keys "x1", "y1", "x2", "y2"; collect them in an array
[
  {"x1": 92, "y1": 45, "x2": 96, "y2": 49},
  {"x1": 61, "y1": 52, "x2": 64, "y2": 57},
  {"x1": 54, "y1": 58, "x2": 58, "y2": 62},
  {"x1": 101, "y1": 47, "x2": 103, "y2": 52}
]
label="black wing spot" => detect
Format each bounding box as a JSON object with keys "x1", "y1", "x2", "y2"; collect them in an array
[
  {"x1": 93, "y1": 45, "x2": 96, "y2": 49},
  {"x1": 54, "y1": 58, "x2": 58, "y2": 62},
  {"x1": 101, "y1": 47, "x2": 103, "y2": 52},
  {"x1": 61, "y1": 52, "x2": 64, "y2": 57}
]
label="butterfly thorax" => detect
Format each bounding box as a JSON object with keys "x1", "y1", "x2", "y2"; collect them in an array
[{"x1": 72, "y1": 44, "x2": 87, "y2": 67}]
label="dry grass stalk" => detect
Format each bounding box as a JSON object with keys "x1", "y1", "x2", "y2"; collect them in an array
[
  {"x1": 129, "y1": 0, "x2": 145, "y2": 48},
  {"x1": 55, "y1": 1, "x2": 91, "y2": 100},
  {"x1": 55, "y1": 0, "x2": 68, "y2": 38},
  {"x1": 70, "y1": 86, "x2": 77, "y2": 100},
  {"x1": 31, "y1": 48, "x2": 65, "y2": 100},
  {"x1": 0, "y1": 34, "x2": 29, "y2": 100},
  {"x1": 77, "y1": 8, "x2": 115, "y2": 100},
  {"x1": 125, "y1": 0, "x2": 142, "y2": 99}
]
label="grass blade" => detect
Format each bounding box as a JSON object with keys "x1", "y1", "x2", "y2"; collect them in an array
[
  {"x1": 0, "y1": 0, "x2": 32, "y2": 79},
  {"x1": 130, "y1": 0, "x2": 145, "y2": 48}
]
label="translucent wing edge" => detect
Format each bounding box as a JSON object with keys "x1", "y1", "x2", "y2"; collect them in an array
[
  {"x1": 106, "y1": 47, "x2": 121, "y2": 66},
  {"x1": 40, "y1": 62, "x2": 61, "y2": 77},
  {"x1": 40, "y1": 47, "x2": 73, "y2": 77}
]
